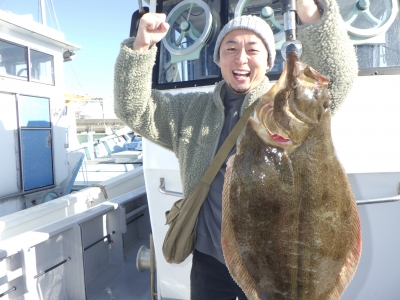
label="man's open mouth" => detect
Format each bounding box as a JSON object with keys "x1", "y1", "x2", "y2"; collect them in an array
[{"x1": 233, "y1": 70, "x2": 250, "y2": 79}]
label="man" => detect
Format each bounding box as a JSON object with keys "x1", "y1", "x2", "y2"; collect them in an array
[{"x1": 114, "y1": 0, "x2": 358, "y2": 298}]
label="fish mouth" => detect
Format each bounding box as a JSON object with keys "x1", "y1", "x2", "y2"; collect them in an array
[
  {"x1": 267, "y1": 131, "x2": 291, "y2": 144},
  {"x1": 251, "y1": 103, "x2": 293, "y2": 147}
]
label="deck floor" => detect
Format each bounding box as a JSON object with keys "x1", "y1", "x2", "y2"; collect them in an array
[{"x1": 86, "y1": 237, "x2": 152, "y2": 300}]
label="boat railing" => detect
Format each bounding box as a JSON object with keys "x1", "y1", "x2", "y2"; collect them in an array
[
  {"x1": 0, "y1": 167, "x2": 145, "y2": 242},
  {"x1": 0, "y1": 187, "x2": 147, "y2": 299},
  {"x1": 158, "y1": 177, "x2": 400, "y2": 205}
]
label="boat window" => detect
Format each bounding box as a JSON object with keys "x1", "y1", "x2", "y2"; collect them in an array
[
  {"x1": 152, "y1": 0, "x2": 300, "y2": 89},
  {"x1": 19, "y1": 95, "x2": 51, "y2": 127},
  {"x1": 337, "y1": 0, "x2": 400, "y2": 75},
  {"x1": 18, "y1": 95, "x2": 54, "y2": 191},
  {"x1": 154, "y1": 0, "x2": 400, "y2": 90},
  {"x1": 0, "y1": 39, "x2": 28, "y2": 80},
  {"x1": 30, "y1": 49, "x2": 54, "y2": 85},
  {"x1": 153, "y1": 0, "x2": 222, "y2": 89}
]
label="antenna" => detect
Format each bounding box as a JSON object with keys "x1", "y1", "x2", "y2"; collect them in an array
[
  {"x1": 39, "y1": 0, "x2": 46, "y2": 25},
  {"x1": 38, "y1": 0, "x2": 61, "y2": 31}
]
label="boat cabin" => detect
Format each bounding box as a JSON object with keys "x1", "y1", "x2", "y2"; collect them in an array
[{"x1": 0, "y1": 9, "x2": 80, "y2": 215}]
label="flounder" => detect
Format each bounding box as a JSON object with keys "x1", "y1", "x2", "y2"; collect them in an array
[{"x1": 221, "y1": 51, "x2": 361, "y2": 300}]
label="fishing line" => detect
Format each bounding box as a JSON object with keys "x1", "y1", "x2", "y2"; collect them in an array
[{"x1": 69, "y1": 62, "x2": 87, "y2": 95}]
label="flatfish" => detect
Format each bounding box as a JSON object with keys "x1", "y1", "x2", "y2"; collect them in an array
[{"x1": 221, "y1": 51, "x2": 361, "y2": 300}]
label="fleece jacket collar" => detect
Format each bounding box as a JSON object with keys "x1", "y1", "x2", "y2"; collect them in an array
[{"x1": 212, "y1": 76, "x2": 271, "y2": 116}]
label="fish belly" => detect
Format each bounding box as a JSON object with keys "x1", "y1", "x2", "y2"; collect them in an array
[{"x1": 222, "y1": 124, "x2": 361, "y2": 300}]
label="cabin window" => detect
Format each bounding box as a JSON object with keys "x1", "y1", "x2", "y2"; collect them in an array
[
  {"x1": 153, "y1": 0, "x2": 299, "y2": 89},
  {"x1": 337, "y1": 0, "x2": 400, "y2": 75},
  {"x1": 18, "y1": 95, "x2": 54, "y2": 191},
  {"x1": 30, "y1": 49, "x2": 55, "y2": 84},
  {"x1": 154, "y1": 0, "x2": 400, "y2": 89},
  {"x1": 153, "y1": 0, "x2": 222, "y2": 89},
  {"x1": 0, "y1": 39, "x2": 55, "y2": 84},
  {"x1": 0, "y1": 40, "x2": 28, "y2": 80}
]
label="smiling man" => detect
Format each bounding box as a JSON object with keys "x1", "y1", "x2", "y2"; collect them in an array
[
  {"x1": 216, "y1": 23, "x2": 273, "y2": 94},
  {"x1": 114, "y1": 0, "x2": 358, "y2": 298}
]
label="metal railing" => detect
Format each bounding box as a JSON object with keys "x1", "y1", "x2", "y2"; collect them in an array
[{"x1": 159, "y1": 177, "x2": 400, "y2": 205}]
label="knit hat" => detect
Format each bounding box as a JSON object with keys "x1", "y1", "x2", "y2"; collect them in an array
[{"x1": 213, "y1": 15, "x2": 276, "y2": 72}]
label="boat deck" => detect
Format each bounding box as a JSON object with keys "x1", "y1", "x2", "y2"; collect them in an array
[{"x1": 87, "y1": 237, "x2": 152, "y2": 300}]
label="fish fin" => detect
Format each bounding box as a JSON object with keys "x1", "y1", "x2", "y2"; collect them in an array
[
  {"x1": 222, "y1": 155, "x2": 263, "y2": 300},
  {"x1": 326, "y1": 195, "x2": 362, "y2": 299},
  {"x1": 277, "y1": 151, "x2": 293, "y2": 185}
]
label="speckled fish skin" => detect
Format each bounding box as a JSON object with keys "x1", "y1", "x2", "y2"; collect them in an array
[{"x1": 221, "y1": 51, "x2": 362, "y2": 300}]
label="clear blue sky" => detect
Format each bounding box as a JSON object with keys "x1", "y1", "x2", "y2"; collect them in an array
[{"x1": 1, "y1": 0, "x2": 140, "y2": 97}]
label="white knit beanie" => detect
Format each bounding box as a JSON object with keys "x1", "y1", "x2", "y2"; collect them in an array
[{"x1": 213, "y1": 15, "x2": 276, "y2": 72}]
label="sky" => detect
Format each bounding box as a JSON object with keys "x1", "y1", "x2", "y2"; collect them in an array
[{"x1": 1, "y1": 0, "x2": 140, "y2": 99}]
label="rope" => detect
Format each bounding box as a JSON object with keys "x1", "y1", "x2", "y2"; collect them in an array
[{"x1": 90, "y1": 184, "x2": 108, "y2": 199}]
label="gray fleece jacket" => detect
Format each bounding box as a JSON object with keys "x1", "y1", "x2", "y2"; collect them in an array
[{"x1": 114, "y1": 0, "x2": 358, "y2": 198}]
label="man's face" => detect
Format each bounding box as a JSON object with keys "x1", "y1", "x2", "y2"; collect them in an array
[{"x1": 218, "y1": 29, "x2": 269, "y2": 94}]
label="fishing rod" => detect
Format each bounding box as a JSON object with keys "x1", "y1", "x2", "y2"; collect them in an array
[
  {"x1": 130, "y1": 0, "x2": 149, "y2": 37},
  {"x1": 275, "y1": 0, "x2": 303, "y2": 59}
]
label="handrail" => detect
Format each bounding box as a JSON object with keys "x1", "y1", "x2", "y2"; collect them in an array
[
  {"x1": 158, "y1": 178, "x2": 184, "y2": 198},
  {"x1": 0, "y1": 187, "x2": 147, "y2": 258},
  {"x1": 34, "y1": 257, "x2": 71, "y2": 279},
  {"x1": 356, "y1": 195, "x2": 400, "y2": 205},
  {"x1": 0, "y1": 286, "x2": 16, "y2": 298},
  {"x1": 0, "y1": 185, "x2": 56, "y2": 201},
  {"x1": 158, "y1": 178, "x2": 400, "y2": 205}
]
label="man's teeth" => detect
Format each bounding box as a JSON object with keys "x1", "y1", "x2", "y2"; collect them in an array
[{"x1": 233, "y1": 71, "x2": 250, "y2": 76}]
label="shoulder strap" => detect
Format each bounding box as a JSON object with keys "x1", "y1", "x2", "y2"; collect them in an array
[{"x1": 201, "y1": 100, "x2": 258, "y2": 185}]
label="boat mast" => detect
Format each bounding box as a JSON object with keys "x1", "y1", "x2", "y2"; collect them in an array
[
  {"x1": 39, "y1": 0, "x2": 46, "y2": 25},
  {"x1": 39, "y1": 0, "x2": 61, "y2": 30}
]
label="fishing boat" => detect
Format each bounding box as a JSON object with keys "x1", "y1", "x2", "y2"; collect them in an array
[{"x1": 0, "y1": 0, "x2": 399, "y2": 299}]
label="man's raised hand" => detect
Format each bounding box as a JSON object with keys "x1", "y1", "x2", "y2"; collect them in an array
[{"x1": 133, "y1": 13, "x2": 170, "y2": 51}]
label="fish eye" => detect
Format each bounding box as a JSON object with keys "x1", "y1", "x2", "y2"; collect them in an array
[{"x1": 313, "y1": 90, "x2": 320, "y2": 99}]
